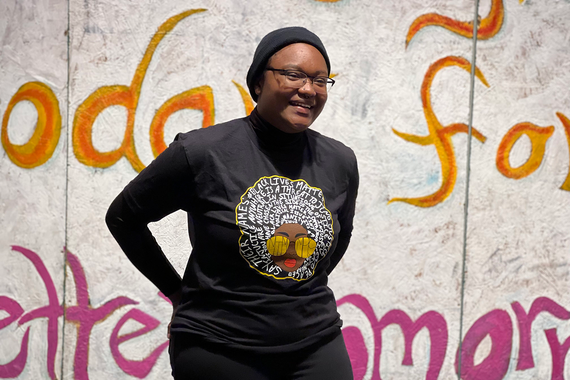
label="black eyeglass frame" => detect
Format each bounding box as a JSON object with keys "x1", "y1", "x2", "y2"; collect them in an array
[{"x1": 265, "y1": 68, "x2": 335, "y2": 92}]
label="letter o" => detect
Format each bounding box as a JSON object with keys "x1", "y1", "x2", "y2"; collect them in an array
[
  {"x1": 496, "y1": 122, "x2": 554, "y2": 179},
  {"x1": 1, "y1": 82, "x2": 61, "y2": 168},
  {"x1": 456, "y1": 309, "x2": 513, "y2": 380}
]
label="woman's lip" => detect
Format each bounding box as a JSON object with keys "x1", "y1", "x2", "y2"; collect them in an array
[
  {"x1": 284, "y1": 258, "x2": 297, "y2": 268},
  {"x1": 290, "y1": 102, "x2": 313, "y2": 109},
  {"x1": 290, "y1": 103, "x2": 312, "y2": 115}
]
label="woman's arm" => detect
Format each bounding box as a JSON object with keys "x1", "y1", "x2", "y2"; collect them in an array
[
  {"x1": 327, "y1": 155, "x2": 359, "y2": 275},
  {"x1": 106, "y1": 193, "x2": 182, "y2": 297},
  {"x1": 105, "y1": 136, "x2": 194, "y2": 298}
]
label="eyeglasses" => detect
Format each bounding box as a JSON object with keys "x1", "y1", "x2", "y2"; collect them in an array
[
  {"x1": 266, "y1": 236, "x2": 317, "y2": 258},
  {"x1": 266, "y1": 68, "x2": 335, "y2": 93}
]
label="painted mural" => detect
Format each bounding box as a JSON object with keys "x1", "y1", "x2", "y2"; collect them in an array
[{"x1": 1, "y1": 0, "x2": 569, "y2": 379}]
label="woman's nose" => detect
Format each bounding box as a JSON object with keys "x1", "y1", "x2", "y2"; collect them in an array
[{"x1": 298, "y1": 79, "x2": 317, "y2": 96}]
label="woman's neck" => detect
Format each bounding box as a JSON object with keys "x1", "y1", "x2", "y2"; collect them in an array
[{"x1": 249, "y1": 108, "x2": 305, "y2": 150}]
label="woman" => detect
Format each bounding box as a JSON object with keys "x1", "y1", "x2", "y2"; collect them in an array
[{"x1": 106, "y1": 26, "x2": 359, "y2": 380}]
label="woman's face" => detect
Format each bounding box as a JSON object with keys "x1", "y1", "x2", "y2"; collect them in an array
[
  {"x1": 270, "y1": 223, "x2": 309, "y2": 272},
  {"x1": 255, "y1": 43, "x2": 328, "y2": 134}
]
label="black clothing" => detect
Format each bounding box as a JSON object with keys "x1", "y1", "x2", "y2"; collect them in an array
[
  {"x1": 106, "y1": 108, "x2": 358, "y2": 355},
  {"x1": 170, "y1": 331, "x2": 353, "y2": 380},
  {"x1": 246, "y1": 27, "x2": 331, "y2": 102}
]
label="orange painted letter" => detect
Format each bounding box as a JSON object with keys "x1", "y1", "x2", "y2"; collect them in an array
[
  {"x1": 390, "y1": 56, "x2": 488, "y2": 208},
  {"x1": 232, "y1": 81, "x2": 254, "y2": 117},
  {"x1": 496, "y1": 122, "x2": 554, "y2": 179},
  {"x1": 556, "y1": 112, "x2": 570, "y2": 191},
  {"x1": 1, "y1": 82, "x2": 61, "y2": 169},
  {"x1": 72, "y1": 9, "x2": 206, "y2": 172},
  {"x1": 406, "y1": 0, "x2": 505, "y2": 48},
  {"x1": 149, "y1": 86, "x2": 214, "y2": 157}
]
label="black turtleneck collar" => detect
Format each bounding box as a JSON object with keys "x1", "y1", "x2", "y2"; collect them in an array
[
  {"x1": 248, "y1": 107, "x2": 306, "y2": 153},
  {"x1": 246, "y1": 108, "x2": 309, "y2": 178}
]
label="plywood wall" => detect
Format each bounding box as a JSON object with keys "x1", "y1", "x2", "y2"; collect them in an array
[{"x1": 1, "y1": 0, "x2": 569, "y2": 379}]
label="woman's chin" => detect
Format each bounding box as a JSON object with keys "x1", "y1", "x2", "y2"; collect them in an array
[
  {"x1": 287, "y1": 118, "x2": 314, "y2": 133},
  {"x1": 281, "y1": 110, "x2": 315, "y2": 132}
]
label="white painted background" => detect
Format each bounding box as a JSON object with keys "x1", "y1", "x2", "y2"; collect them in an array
[{"x1": 1, "y1": 0, "x2": 569, "y2": 379}]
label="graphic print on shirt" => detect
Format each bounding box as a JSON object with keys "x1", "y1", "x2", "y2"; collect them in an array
[{"x1": 235, "y1": 176, "x2": 334, "y2": 281}]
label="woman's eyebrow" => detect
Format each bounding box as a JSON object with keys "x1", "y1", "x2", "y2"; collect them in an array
[
  {"x1": 281, "y1": 64, "x2": 327, "y2": 75},
  {"x1": 276, "y1": 232, "x2": 290, "y2": 237},
  {"x1": 295, "y1": 233, "x2": 307, "y2": 238}
]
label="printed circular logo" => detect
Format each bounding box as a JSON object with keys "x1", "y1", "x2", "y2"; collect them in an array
[{"x1": 236, "y1": 176, "x2": 334, "y2": 281}]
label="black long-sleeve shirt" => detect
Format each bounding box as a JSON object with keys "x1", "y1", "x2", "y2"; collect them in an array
[{"x1": 106, "y1": 108, "x2": 358, "y2": 353}]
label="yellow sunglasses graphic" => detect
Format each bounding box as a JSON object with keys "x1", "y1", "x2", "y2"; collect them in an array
[{"x1": 266, "y1": 236, "x2": 317, "y2": 258}]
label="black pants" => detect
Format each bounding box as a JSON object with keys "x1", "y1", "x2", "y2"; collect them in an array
[{"x1": 170, "y1": 332, "x2": 354, "y2": 380}]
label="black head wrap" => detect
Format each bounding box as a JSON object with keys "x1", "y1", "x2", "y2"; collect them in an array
[{"x1": 246, "y1": 26, "x2": 330, "y2": 102}]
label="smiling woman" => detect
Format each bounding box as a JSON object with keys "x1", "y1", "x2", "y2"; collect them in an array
[
  {"x1": 255, "y1": 43, "x2": 329, "y2": 133},
  {"x1": 106, "y1": 26, "x2": 359, "y2": 380},
  {"x1": 247, "y1": 27, "x2": 332, "y2": 134}
]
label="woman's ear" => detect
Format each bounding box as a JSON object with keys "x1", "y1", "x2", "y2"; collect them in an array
[{"x1": 255, "y1": 77, "x2": 264, "y2": 96}]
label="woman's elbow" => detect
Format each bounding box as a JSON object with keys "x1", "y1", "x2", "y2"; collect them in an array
[{"x1": 105, "y1": 194, "x2": 129, "y2": 233}]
